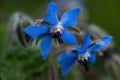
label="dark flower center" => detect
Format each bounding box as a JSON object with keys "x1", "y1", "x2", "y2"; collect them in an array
[
  {"x1": 52, "y1": 31, "x2": 63, "y2": 44},
  {"x1": 77, "y1": 59, "x2": 90, "y2": 72}
]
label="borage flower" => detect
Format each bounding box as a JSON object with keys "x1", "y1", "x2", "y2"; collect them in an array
[
  {"x1": 58, "y1": 33, "x2": 113, "y2": 76},
  {"x1": 24, "y1": 2, "x2": 81, "y2": 60}
]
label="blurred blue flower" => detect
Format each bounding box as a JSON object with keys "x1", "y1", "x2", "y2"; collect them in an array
[
  {"x1": 24, "y1": 2, "x2": 81, "y2": 60},
  {"x1": 58, "y1": 33, "x2": 113, "y2": 76}
]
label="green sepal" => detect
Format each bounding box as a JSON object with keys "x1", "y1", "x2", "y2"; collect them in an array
[{"x1": 68, "y1": 27, "x2": 80, "y2": 33}]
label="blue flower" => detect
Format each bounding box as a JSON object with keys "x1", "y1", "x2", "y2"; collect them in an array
[
  {"x1": 58, "y1": 33, "x2": 113, "y2": 76},
  {"x1": 23, "y1": 2, "x2": 81, "y2": 60}
]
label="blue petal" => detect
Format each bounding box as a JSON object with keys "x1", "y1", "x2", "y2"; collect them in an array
[
  {"x1": 45, "y1": 2, "x2": 59, "y2": 26},
  {"x1": 82, "y1": 33, "x2": 92, "y2": 48},
  {"x1": 40, "y1": 35, "x2": 52, "y2": 60},
  {"x1": 61, "y1": 30, "x2": 78, "y2": 45},
  {"x1": 89, "y1": 36, "x2": 113, "y2": 52},
  {"x1": 89, "y1": 44, "x2": 102, "y2": 52},
  {"x1": 24, "y1": 25, "x2": 49, "y2": 39},
  {"x1": 101, "y1": 36, "x2": 113, "y2": 46},
  {"x1": 58, "y1": 52, "x2": 77, "y2": 76},
  {"x1": 61, "y1": 8, "x2": 81, "y2": 28},
  {"x1": 77, "y1": 33, "x2": 92, "y2": 53},
  {"x1": 89, "y1": 52, "x2": 96, "y2": 65}
]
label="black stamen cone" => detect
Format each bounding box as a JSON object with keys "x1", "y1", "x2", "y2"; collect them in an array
[
  {"x1": 52, "y1": 31, "x2": 63, "y2": 45},
  {"x1": 78, "y1": 59, "x2": 90, "y2": 72}
]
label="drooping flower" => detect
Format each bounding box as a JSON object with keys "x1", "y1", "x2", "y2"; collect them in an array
[
  {"x1": 23, "y1": 2, "x2": 81, "y2": 60},
  {"x1": 58, "y1": 33, "x2": 113, "y2": 76}
]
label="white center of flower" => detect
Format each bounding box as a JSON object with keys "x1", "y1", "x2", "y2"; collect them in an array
[
  {"x1": 78, "y1": 50, "x2": 91, "y2": 61},
  {"x1": 50, "y1": 23, "x2": 64, "y2": 34}
]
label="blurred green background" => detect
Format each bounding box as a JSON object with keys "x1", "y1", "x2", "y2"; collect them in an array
[
  {"x1": 0, "y1": 0, "x2": 120, "y2": 80},
  {"x1": 87, "y1": 0, "x2": 120, "y2": 45}
]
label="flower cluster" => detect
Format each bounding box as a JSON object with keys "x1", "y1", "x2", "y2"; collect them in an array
[{"x1": 23, "y1": 1, "x2": 113, "y2": 77}]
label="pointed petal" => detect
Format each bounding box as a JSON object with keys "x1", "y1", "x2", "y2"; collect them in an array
[
  {"x1": 61, "y1": 8, "x2": 81, "y2": 28},
  {"x1": 24, "y1": 25, "x2": 49, "y2": 39},
  {"x1": 83, "y1": 33, "x2": 92, "y2": 48},
  {"x1": 89, "y1": 52, "x2": 96, "y2": 65},
  {"x1": 90, "y1": 36, "x2": 113, "y2": 52},
  {"x1": 89, "y1": 44, "x2": 102, "y2": 52},
  {"x1": 45, "y1": 2, "x2": 59, "y2": 26},
  {"x1": 77, "y1": 33, "x2": 92, "y2": 53},
  {"x1": 58, "y1": 52, "x2": 77, "y2": 76},
  {"x1": 62, "y1": 30, "x2": 78, "y2": 45},
  {"x1": 102, "y1": 36, "x2": 113, "y2": 46},
  {"x1": 40, "y1": 35, "x2": 52, "y2": 60}
]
